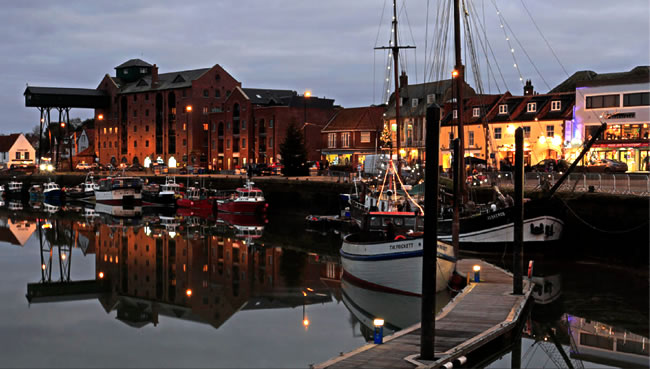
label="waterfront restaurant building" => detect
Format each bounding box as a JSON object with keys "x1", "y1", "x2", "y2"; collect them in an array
[
  {"x1": 0, "y1": 134, "x2": 36, "y2": 168},
  {"x1": 569, "y1": 66, "x2": 650, "y2": 172}
]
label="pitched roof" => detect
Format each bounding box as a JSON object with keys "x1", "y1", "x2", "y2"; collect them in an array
[
  {"x1": 115, "y1": 59, "x2": 153, "y2": 69},
  {"x1": 322, "y1": 106, "x2": 385, "y2": 132},
  {"x1": 0, "y1": 134, "x2": 21, "y2": 152},
  {"x1": 550, "y1": 66, "x2": 650, "y2": 92},
  {"x1": 384, "y1": 79, "x2": 475, "y2": 119},
  {"x1": 116, "y1": 68, "x2": 210, "y2": 93},
  {"x1": 242, "y1": 88, "x2": 297, "y2": 105}
]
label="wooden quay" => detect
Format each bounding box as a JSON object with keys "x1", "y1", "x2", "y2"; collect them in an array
[{"x1": 315, "y1": 259, "x2": 533, "y2": 369}]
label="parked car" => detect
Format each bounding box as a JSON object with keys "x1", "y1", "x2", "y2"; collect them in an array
[
  {"x1": 127, "y1": 163, "x2": 145, "y2": 172},
  {"x1": 586, "y1": 158, "x2": 628, "y2": 173},
  {"x1": 529, "y1": 159, "x2": 570, "y2": 173},
  {"x1": 75, "y1": 162, "x2": 92, "y2": 171},
  {"x1": 152, "y1": 163, "x2": 168, "y2": 174}
]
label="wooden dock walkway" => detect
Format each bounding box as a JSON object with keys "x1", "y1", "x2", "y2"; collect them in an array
[{"x1": 315, "y1": 259, "x2": 532, "y2": 369}]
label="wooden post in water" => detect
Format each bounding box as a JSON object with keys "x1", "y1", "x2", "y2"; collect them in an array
[
  {"x1": 451, "y1": 138, "x2": 460, "y2": 258},
  {"x1": 421, "y1": 104, "x2": 440, "y2": 360},
  {"x1": 511, "y1": 333, "x2": 522, "y2": 369},
  {"x1": 513, "y1": 128, "x2": 524, "y2": 295}
]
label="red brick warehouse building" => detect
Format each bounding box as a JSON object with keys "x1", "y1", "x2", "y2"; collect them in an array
[{"x1": 94, "y1": 59, "x2": 337, "y2": 170}]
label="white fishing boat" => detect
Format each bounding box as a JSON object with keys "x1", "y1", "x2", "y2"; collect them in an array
[
  {"x1": 340, "y1": 232, "x2": 456, "y2": 296},
  {"x1": 95, "y1": 176, "x2": 143, "y2": 205}
]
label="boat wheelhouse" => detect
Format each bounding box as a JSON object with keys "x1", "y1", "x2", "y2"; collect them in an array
[{"x1": 215, "y1": 180, "x2": 267, "y2": 214}]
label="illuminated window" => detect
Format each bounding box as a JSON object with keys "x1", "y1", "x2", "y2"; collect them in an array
[
  {"x1": 551, "y1": 100, "x2": 561, "y2": 111},
  {"x1": 341, "y1": 132, "x2": 350, "y2": 148},
  {"x1": 109, "y1": 127, "x2": 112, "y2": 133},
  {"x1": 527, "y1": 102, "x2": 536, "y2": 113},
  {"x1": 360, "y1": 132, "x2": 371, "y2": 143},
  {"x1": 498, "y1": 104, "x2": 508, "y2": 114},
  {"x1": 546, "y1": 125, "x2": 554, "y2": 137},
  {"x1": 328, "y1": 133, "x2": 337, "y2": 148},
  {"x1": 103, "y1": 127, "x2": 107, "y2": 134},
  {"x1": 203, "y1": 123, "x2": 209, "y2": 131},
  {"x1": 452, "y1": 110, "x2": 458, "y2": 119},
  {"x1": 472, "y1": 107, "x2": 480, "y2": 117}
]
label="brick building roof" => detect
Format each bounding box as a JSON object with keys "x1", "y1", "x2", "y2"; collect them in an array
[
  {"x1": 115, "y1": 59, "x2": 153, "y2": 69},
  {"x1": 322, "y1": 106, "x2": 385, "y2": 132},
  {"x1": 113, "y1": 68, "x2": 211, "y2": 93}
]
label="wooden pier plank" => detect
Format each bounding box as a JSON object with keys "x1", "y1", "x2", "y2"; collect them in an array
[{"x1": 315, "y1": 259, "x2": 532, "y2": 369}]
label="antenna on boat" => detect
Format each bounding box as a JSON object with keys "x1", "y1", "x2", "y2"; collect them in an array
[{"x1": 375, "y1": 0, "x2": 414, "y2": 179}]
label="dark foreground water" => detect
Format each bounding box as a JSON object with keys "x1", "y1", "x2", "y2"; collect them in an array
[{"x1": 0, "y1": 202, "x2": 647, "y2": 368}]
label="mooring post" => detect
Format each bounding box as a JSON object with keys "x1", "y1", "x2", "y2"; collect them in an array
[
  {"x1": 421, "y1": 104, "x2": 440, "y2": 360},
  {"x1": 451, "y1": 138, "x2": 460, "y2": 259},
  {"x1": 513, "y1": 128, "x2": 524, "y2": 295}
]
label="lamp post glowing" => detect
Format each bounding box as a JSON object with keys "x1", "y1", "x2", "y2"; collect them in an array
[
  {"x1": 303, "y1": 90, "x2": 311, "y2": 127},
  {"x1": 98, "y1": 271, "x2": 104, "y2": 279},
  {"x1": 373, "y1": 318, "x2": 385, "y2": 344},
  {"x1": 186, "y1": 105, "x2": 192, "y2": 169},
  {"x1": 186, "y1": 288, "x2": 192, "y2": 297}
]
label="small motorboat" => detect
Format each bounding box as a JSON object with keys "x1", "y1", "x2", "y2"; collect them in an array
[
  {"x1": 42, "y1": 180, "x2": 62, "y2": 202},
  {"x1": 177, "y1": 187, "x2": 215, "y2": 209},
  {"x1": 215, "y1": 180, "x2": 267, "y2": 214}
]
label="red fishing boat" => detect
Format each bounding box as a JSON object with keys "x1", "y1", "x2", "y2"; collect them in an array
[
  {"x1": 215, "y1": 180, "x2": 268, "y2": 214},
  {"x1": 176, "y1": 187, "x2": 215, "y2": 209}
]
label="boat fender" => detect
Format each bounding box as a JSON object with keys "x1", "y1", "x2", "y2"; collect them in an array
[{"x1": 394, "y1": 235, "x2": 406, "y2": 240}]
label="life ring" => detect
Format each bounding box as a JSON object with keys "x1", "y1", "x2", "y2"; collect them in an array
[{"x1": 394, "y1": 235, "x2": 406, "y2": 240}]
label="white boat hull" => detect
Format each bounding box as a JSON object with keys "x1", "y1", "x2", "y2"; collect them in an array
[
  {"x1": 438, "y1": 215, "x2": 564, "y2": 243},
  {"x1": 95, "y1": 189, "x2": 142, "y2": 205},
  {"x1": 341, "y1": 236, "x2": 455, "y2": 296}
]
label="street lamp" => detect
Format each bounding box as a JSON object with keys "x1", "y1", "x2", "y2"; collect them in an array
[
  {"x1": 186, "y1": 105, "x2": 192, "y2": 170},
  {"x1": 303, "y1": 90, "x2": 311, "y2": 126}
]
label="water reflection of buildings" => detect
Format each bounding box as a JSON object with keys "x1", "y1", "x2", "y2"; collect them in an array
[
  {"x1": 24, "y1": 214, "x2": 343, "y2": 331},
  {"x1": 0, "y1": 218, "x2": 36, "y2": 246}
]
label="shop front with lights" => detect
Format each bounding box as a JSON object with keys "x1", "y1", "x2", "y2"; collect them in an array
[{"x1": 583, "y1": 123, "x2": 650, "y2": 171}]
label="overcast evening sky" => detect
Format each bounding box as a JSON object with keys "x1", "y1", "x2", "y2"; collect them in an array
[{"x1": 1, "y1": 0, "x2": 649, "y2": 134}]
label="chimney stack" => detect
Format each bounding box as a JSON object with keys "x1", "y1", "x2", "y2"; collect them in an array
[
  {"x1": 524, "y1": 80, "x2": 534, "y2": 96},
  {"x1": 399, "y1": 71, "x2": 408, "y2": 89},
  {"x1": 152, "y1": 64, "x2": 159, "y2": 88}
]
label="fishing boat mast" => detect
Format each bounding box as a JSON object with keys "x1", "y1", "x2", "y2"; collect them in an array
[
  {"x1": 375, "y1": 0, "x2": 414, "y2": 178},
  {"x1": 451, "y1": 0, "x2": 465, "y2": 256}
]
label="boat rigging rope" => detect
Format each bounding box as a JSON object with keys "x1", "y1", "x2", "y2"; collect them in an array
[
  {"x1": 490, "y1": 0, "x2": 526, "y2": 88},
  {"x1": 490, "y1": 0, "x2": 551, "y2": 90},
  {"x1": 519, "y1": 0, "x2": 570, "y2": 79}
]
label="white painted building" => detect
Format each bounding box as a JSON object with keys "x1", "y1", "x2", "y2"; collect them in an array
[
  {"x1": 0, "y1": 133, "x2": 36, "y2": 168},
  {"x1": 570, "y1": 66, "x2": 649, "y2": 171}
]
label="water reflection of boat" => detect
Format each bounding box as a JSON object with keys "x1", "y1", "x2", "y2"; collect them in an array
[
  {"x1": 94, "y1": 203, "x2": 142, "y2": 218},
  {"x1": 217, "y1": 212, "x2": 266, "y2": 239},
  {"x1": 567, "y1": 314, "x2": 649, "y2": 368},
  {"x1": 340, "y1": 232, "x2": 455, "y2": 295},
  {"x1": 531, "y1": 273, "x2": 562, "y2": 305}
]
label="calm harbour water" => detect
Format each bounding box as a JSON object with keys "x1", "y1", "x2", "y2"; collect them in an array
[{"x1": 0, "y1": 203, "x2": 647, "y2": 368}]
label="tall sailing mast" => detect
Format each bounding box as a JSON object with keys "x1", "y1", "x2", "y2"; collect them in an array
[{"x1": 376, "y1": 0, "x2": 414, "y2": 176}]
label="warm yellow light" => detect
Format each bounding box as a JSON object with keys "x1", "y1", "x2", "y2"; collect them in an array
[
  {"x1": 644, "y1": 124, "x2": 648, "y2": 128},
  {"x1": 399, "y1": 148, "x2": 406, "y2": 156},
  {"x1": 303, "y1": 319, "x2": 310, "y2": 327},
  {"x1": 186, "y1": 289, "x2": 193, "y2": 297},
  {"x1": 373, "y1": 319, "x2": 385, "y2": 327},
  {"x1": 41, "y1": 264, "x2": 46, "y2": 270},
  {"x1": 391, "y1": 123, "x2": 397, "y2": 132},
  {"x1": 538, "y1": 136, "x2": 547, "y2": 144},
  {"x1": 506, "y1": 125, "x2": 516, "y2": 135},
  {"x1": 306, "y1": 288, "x2": 314, "y2": 292},
  {"x1": 97, "y1": 114, "x2": 104, "y2": 120},
  {"x1": 451, "y1": 69, "x2": 459, "y2": 78},
  {"x1": 302, "y1": 291, "x2": 307, "y2": 296},
  {"x1": 551, "y1": 135, "x2": 562, "y2": 146},
  {"x1": 186, "y1": 105, "x2": 192, "y2": 112},
  {"x1": 42, "y1": 223, "x2": 52, "y2": 229},
  {"x1": 98, "y1": 272, "x2": 104, "y2": 279},
  {"x1": 473, "y1": 265, "x2": 481, "y2": 272},
  {"x1": 61, "y1": 254, "x2": 66, "y2": 260},
  {"x1": 60, "y1": 122, "x2": 66, "y2": 128},
  {"x1": 304, "y1": 91, "x2": 311, "y2": 98}
]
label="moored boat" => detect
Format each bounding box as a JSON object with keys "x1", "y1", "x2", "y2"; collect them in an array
[
  {"x1": 215, "y1": 180, "x2": 267, "y2": 214},
  {"x1": 143, "y1": 176, "x2": 180, "y2": 206},
  {"x1": 5, "y1": 181, "x2": 24, "y2": 199},
  {"x1": 95, "y1": 176, "x2": 143, "y2": 205},
  {"x1": 42, "y1": 180, "x2": 62, "y2": 202},
  {"x1": 176, "y1": 187, "x2": 215, "y2": 209},
  {"x1": 340, "y1": 231, "x2": 456, "y2": 296},
  {"x1": 64, "y1": 173, "x2": 98, "y2": 200}
]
